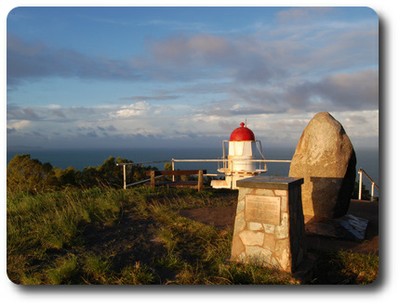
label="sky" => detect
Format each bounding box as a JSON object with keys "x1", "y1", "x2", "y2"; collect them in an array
[{"x1": 6, "y1": 6, "x2": 379, "y2": 151}]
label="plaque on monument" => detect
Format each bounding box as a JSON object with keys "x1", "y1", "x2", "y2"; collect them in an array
[{"x1": 245, "y1": 195, "x2": 281, "y2": 225}]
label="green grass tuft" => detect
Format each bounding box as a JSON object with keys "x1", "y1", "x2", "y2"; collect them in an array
[{"x1": 46, "y1": 254, "x2": 79, "y2": 285}]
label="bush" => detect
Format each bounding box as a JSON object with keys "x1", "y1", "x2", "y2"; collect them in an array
[
  {"x1": 7, "y1": 154, "x2": 58, "y2": 195},
  {"x1": 7, "y1": 154, "x2": 157, "y2": 193}
]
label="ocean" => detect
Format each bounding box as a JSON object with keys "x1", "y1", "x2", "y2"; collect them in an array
[{"x1": 7, "y1": 146, "x2": 380, "y2": 194}]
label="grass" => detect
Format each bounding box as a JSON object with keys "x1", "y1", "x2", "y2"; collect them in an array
[
  {"x1": 82, "y1": 253, "x2": 112, "y2": 284},
  {"x1": 46, "y1": 254, "x2": 79, "y2": 285},
  {"x1": 7, "y1": 187, "x2": 121, "y2": 256},
  {"x1": 311, "y1": 250, "x2": 379, "y2": 284},
  {"x1": 7, "y1": 186, "x2": 378, "y2": 285}
]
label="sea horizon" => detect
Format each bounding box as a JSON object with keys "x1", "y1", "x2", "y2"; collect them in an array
[{"x1": 7, "y1": 146, "x2": 380, "y2": 190}]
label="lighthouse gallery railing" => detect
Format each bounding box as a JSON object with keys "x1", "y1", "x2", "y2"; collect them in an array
[{"x1": 171, "y1": 158, "x2": 291, "y2": 181}]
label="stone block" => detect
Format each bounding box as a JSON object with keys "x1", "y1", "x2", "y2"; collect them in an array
[
  {"x1": 248, "y1": 222, "x2": 263, "y2": 231},
  {"x1": 246, "y1": 246, "x2": 272, "y2": 265},
  {"x1": 231, "y1": 235, "x2": 245, "y2": 259},
  {"x1": 231, "y1": 176, "x2": 306, "y2": 273},
  {"x1": 263, "y1": 223, "x2": 275, "y2": 234},
  {"x1": 239, "y1": 230, "x2": 264, "y2": 246}
]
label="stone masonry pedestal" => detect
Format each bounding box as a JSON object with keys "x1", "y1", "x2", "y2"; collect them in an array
[{"x1": 231, "y1": 176, "x2": 306, "y2": 273}]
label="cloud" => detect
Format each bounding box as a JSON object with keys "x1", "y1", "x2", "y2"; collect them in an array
[
  {"x1": 97, "y1": 125, "x2": 117, "y2": 132},
  {"x1": 6, "y1": 105, "x2": 379, "y2": 151},
  {"x1": 8, "y1": 104, "x2": 42, "y2": 120},
  {"x1": 254, "y1": 11, "x2": 378, "y2": 80},
  {"x1": 195, "y1": 69, "x2": 378, "y2": 117},
  {"x1": 7, "y1": 119, "x2": 31, "y2": 131},
  {"x1": 8, "y1": 13, "x2": 377, "y2": 89},
  {"x1": 7, "y1": 35, "x2": 141, "y2": 85},
  {"x1": 285, "y1": 69, "x2": 378, "y2": 111},
  {"x1": 276, "y1": 7, "x2": 332, "y2": 24},
  {"x1": 120, "y1": 94, "x2": 180, "y2": 102},
  {"x1": 142, "y1": 33, "x2": 286, "y2": 84},
  {"x1": 7, "y1": 8, "x2": 378, "y2": 150},
  {"x1": 85, "y1": 131, "x2": 98, "y2": 138},
  {"x1": 134, "y1": 17, "x2": 376, "y2": 87},
  {"x1": 332, "y1": 110, "x2": 379, "y2": 138},
  {"x1": 7, "y1": 104, "x2": 110, "y2": 123},
  {"x1": 110, "y1": 101, "x2": 150, "y2": 119},
  {"x1": 151, "y1": 34, "x2": 230, "y2": 64},
  {"x1": 130, "y1": 34, "x2": 232, "y2": 81}
]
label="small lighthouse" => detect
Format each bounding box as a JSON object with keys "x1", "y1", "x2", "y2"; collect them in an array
[{"x1": 211, "y1": 122, "x2": 267, "y2": 189}]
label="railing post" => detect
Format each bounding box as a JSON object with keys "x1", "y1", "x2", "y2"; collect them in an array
[
  {"x1": 197, "y1": 170, "x2": 203, "y2": 192},
  {"x1": 150, "y1": 170, "x2": 156, "y2": 189},
  {"x1": 358, "y1": 169, "x2": 363, "y2": 200},
  {"x1": 371, "y1": 182, "x2": 375, "y2": 201},
  {"x1": 123, "y1": 164, "x2": 127, "y2": 190},
  {"x1": 172, "y1": 159, "x2": 175, "y2": 182}
]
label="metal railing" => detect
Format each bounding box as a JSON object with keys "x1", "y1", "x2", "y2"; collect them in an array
[
  {"x1": 117, "y1": 159, "x2": 292, "y2": 188},
  {"x1": 118, "y1": 162, "x2": 379, "y2": 201},
  {"x1": 116, "y1": 162, "x2": 167, "y2": 189},
  {"x1": 171, "y1": 158, "x2": 291, "y2": 182},
  {"x1": 358, "y1": 168, "x2": 380, "y2": 201}
]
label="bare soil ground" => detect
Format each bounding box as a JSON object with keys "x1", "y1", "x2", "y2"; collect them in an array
[{"x1": 180, "y1": 199, "x2": 379, "y2": 255}]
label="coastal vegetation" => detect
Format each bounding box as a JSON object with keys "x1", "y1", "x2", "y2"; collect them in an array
[
  {"x1": 7, "y1": 154, "x2": 156, "y2": 194},
  {"x1": 7, "y1": 154, "x2": 378, "y2": 285}
]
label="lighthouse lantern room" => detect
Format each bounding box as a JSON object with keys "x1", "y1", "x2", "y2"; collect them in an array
[{"x1": 211, "y1": 122, "x2": 267, "y2": 189}]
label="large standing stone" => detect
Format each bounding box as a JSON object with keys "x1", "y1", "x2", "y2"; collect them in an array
[{"x1": 289, "y1": 112, "x2": 357, "y2": 220}]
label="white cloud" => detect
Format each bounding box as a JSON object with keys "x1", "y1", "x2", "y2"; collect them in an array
[
  {"x1": 110, "y1": 101, "x2": 150, "y2": 119},
  {"x1": 7, "y1": 119, "x2": 31, "y2": 131},
  {"x1": 331, "y1": 110, "x2": 379, "y2": 138}
]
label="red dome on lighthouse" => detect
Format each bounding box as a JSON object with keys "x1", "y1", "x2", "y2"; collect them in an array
[{"x1": 229, "y1": 122, "x2": 255, "y2": 141}]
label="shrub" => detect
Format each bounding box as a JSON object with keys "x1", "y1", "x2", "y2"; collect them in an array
[{"x1": 7, "y1": 154, "x2": 58, "y2": 195}]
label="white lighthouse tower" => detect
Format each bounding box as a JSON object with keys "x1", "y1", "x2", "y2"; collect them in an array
[{"x1": 211, "y1": 122, "x2": 267, "y2": 189}]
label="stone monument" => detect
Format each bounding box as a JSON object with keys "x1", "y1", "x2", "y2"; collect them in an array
[
  {"x1": 230, "y1": 176, "x2": 306, "y2": 273},
  {"x1": 289, "y1": 112, "x2": 357, "y2": 220}
]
